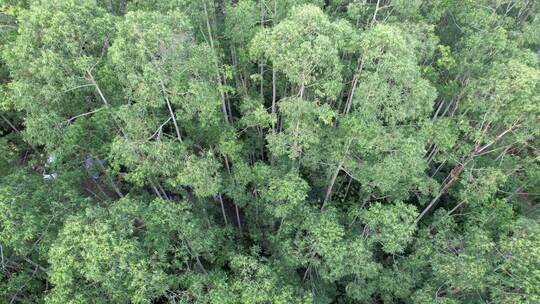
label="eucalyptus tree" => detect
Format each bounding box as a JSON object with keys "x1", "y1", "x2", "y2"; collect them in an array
[
  {"x1": 46, "y1": 198, "x2": 167, "y2": 303},
  {"x1": 0, "y1": 170, "x2": 87, "y2": 303},
  {"x1": 251, "y1": 4, "x2": 349, "y2": 100},
  {"x1": 414, "y1": 1, "x2": 540, "y2": 225},
  {"x1": 108, "y1": 9, "x2": 237, "y2": 213},
  {"x1": 324, "y1": 23, "x2": 438, "y2": 208},
  {"x1": 5, "y1": 0, "x2": 116, "y2": 156}
]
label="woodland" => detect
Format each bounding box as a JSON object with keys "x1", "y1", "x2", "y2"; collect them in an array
[{"x1": 0, "y1": 0, "x2": 539, "y2": 303}]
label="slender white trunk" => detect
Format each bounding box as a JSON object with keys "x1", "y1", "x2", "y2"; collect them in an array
[
  {"x1": 272, "y1": 66, "x2": 277, "y2": 133},
  {"x1": 217, "y1": 192, "x2": 228, "y2": 225},
  {"x1": 204, "y1": 3, "x2": 229, "y2": 124},
  {"x1": 160, "y1": 80, "x2": 183, "y2": 142},
  {"x1": 321, "y1": 162, "x2": 342, "y2": 210},
  {"x1": 372, "y1": 0, "x2": 381, "y2": 24}
]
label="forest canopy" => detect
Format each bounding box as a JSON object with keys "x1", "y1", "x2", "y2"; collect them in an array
[{"x1": 0, "y1": 0, "x2": 539, "y2": 303}]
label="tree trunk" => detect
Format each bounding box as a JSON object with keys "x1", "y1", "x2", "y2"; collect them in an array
[
  {"x1": 204, "y1": 3, "x2": 229, "y2": 124},
  {"x1": 217, "y1": 192, "x2": 228, "y2": 225},
  {"x1": 272, "y1": 66, "x2": 277, "y2": 133},
  {"x1": 160, "y1": 80, "x2": 183, "y2": 142},
  {"x1": 344, "y1": 59, "x2": 363, "y2": 114},
  {"x1": 321, "y1": 162, "x2": 342, "y2": 210},
  {"x1": 415, "y1": 122, "x2": 522, "y2": 225}
]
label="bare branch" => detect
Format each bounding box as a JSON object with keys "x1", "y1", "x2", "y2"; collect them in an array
[
  {"x1": 62, "y1": 107, "x2": 105, "y2": 124},
  {"x1": 159, "y1": 80, "x2": 183, "y2": 142},
  {"x1": 1, "y1": 114, "x2": 20, "y2": 134},
  {"x1": 147, "y1": 117, "x2": 172, "y2": 141}
]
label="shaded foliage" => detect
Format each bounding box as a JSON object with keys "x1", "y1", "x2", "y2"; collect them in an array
[{"x1": 1, "y1": 0, "x2": 539, "y2": 303}]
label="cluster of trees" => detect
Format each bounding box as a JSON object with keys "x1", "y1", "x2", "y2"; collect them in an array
[{"x1": 1, "y1": 0, "x2": 539, "y2": 303}]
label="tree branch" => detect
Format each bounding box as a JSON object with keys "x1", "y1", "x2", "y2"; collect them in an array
[
  {"x1": 0, "y1": 114, "x2": 20, "y2": 134},
  {"x1": 62, "y1": 107, "x2": 105, "y2": 124},
  {"x1": 159, "y1": 80, "x2": 183, "y2": 142}
]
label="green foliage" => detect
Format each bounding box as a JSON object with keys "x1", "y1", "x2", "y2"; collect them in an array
[
  {"x1": 1, "y1": 1, "x2": 539, "y2": 303},
  {"x1": 267, "y1": 98, "x2": 335, "y2": 161},
  {"x1": 5, "y1": 0, "x2": 114, "y2": 152},
  {"x1": 353, "y1": 23, "x2": 437, "y2": 125},
  {"x1": 109, "y1": 10, "x2": 193, "y2": 106},
  {"x1": 173, "y1": 154, "x2": 223, "y2": 197},
  {"x1": 361, "y1": 201, "x2": 418, "y2": 254},
  {"x1": 251, "y1": 4, "x2": 349, "y2": 99},
  {"x1": 0, "y1": 171, "x2": 85, "y2": 256},
  {"x1": 262, "y1": 169, "x2": 309, "y2": 217},
  {"x1": 47, "y1": 199, "x2": 167, "y2": 303},
  {"x1": 211, "y1": 254, "x2": 313, "y2": 304}
]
